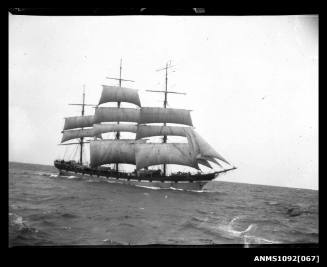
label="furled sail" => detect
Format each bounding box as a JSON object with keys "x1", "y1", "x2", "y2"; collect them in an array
[
  {"x1": 63, "y1": 115, "x2": 94, "y2": 130},
  {"x1": 61, "y1": 128, "x2": 98, "y2": 143},
  {"x1": 135, "y1": 143, "x2": 199, "y2": 170},
  {"x1": 136, "y1": 125, "x2": 191, "y2": 139},
  {"x1": 93, "y1": 107, "x2": 140, "y2": 124},
  {"x1": 139, "y1": 107, "x2": 193, "y2": 126},
  {"x1": 185, "y1": 129, "x2": 230, "y2": 165},
  {"x1": 90, "y1": 140, "x2": 138, "y2": 167},
  {"x1": 98, "y1": 85, "x2": 141, "y2": 107},
  {"x1": 93, "y1": 123, "x2": 138, "y2": 135}
]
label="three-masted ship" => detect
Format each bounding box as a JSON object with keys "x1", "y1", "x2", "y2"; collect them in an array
[{"x1": 54, "y1": 61, "x2": 236, "y2": 190}]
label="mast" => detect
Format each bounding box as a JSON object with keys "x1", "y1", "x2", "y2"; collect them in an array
[
  {"x1": 146, "y1": 61, "x2": 186, "y2": 176},
  {"x1": 106, "y1": 58, "x2": 135, "y2": 172},
  {"x1": 64, "y1": 86, "x2": 97, "y2": 164},
  {"x1": 116, "y1": 59, "x2": 122, "y2": 172},
  {"x1": 80, "y1": 85, "x2": 85, "y2": 164},
  {"x1": 163, "y1": 63, "x2": 168, "y2": 176}
]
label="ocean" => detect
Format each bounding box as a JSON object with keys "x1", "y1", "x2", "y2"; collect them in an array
[{"x1": 9, "y1": 162, "x2": 318, "y2": 247}]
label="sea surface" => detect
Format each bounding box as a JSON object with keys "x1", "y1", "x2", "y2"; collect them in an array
[{"x1": 9, "y1": 162, "x2": 318, "y2": 247}]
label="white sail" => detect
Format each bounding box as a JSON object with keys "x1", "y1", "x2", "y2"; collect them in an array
[
  {"x1": 185, "y1": 129, "x2": 230, "y2": 165},
  {"x1": 93, "y1": 123, "x2": 138, "y2": 135},
  {"x1": 197, "y1": 159, "x2": 213, "y2": 169},
  {"x1": 94, "y1": 107, "x2": 140, "y2": 124},
  {"x1": 98, "y1": 85, "x2": 141, "y2": 107},
  {"x1": 135, "y1": 143, "x2": 199, "y2": 170},
  {"x1": 136, "y1": 125, "x2": 190, "y2": 139},
  {"x1": 198, "y1": 155, "x2": 223, "y2": 168},
  {"x1": 90, "y1": 140, "x2": 138, "y2": 167},
  {"x1": 140, "y1": 107, "x2": 193, "y2": 126},
  {"x1": 61, "y1": 128, "x2": 98, "y2": 143},
  {"x1": 63, "y1": 115, "x2": 94, "y2": 130}
]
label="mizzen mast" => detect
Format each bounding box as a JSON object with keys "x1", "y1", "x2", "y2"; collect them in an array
[
  {"x1": 146, "y1": 61, "x2": 186, "y2": 176},
  {"x1": 106, "y1": 58, "x2": 135, "y2": 172}
]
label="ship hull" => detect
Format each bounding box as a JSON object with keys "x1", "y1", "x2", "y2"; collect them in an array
[
  {"x1": 58, "y1": 170, "x2": 208, "y2": 191},
  {"x1": 54, "y1": 161, "x2": 216, "y2": 191}
]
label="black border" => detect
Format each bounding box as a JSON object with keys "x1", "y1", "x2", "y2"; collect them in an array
[
  {"x1": 7, "y1": 7, "x2": 321, "y2": 265},
  {"x1": 8, "y1": 7, "x2": 319, "y2": 16}
]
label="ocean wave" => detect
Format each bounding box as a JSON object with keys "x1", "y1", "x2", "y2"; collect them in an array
[
  {"x1": 9, "y1": 204, "x2": 20, "y2": 210},
  {"x1": 67, "y1": 176, "x2": 79, "y2": 179},
  {"x1": 193, "y1": 216, "x2": 209, "y2": 223},
  {"x1": 56, "y1": 175, "x2": 80, "y2": 180},
  {"x1": 60, "y1": 213, "x2": 78, "y2": 219},
  {"x1": 118, "y1": 222, "x2": 137, "y2": 227},
  {"x1": 9, "y1": 213, "x2": 25, "y2": 229},
  {"x1": 60, "y1": 226, "x2": 72, "y2": 230},
  {"x1": 36, "y1": 172, "x2": 59, "y2": 177},
  {"x1": 285, "y1": 205, "x2": 317, "y2": 217},
  {"x1": 28, "y1": 210, "x2": 79, "y2": 221},
  {"x1": 265, "y1": 200, "x2": 279, "y2": 206},
  {"x1": 135, "y1": 185, "x2": 162, "y2": 190},
  {"x1": 243, "y1": 235, "x2": 276, "y2": 247},
  {"x1": 169, "y1": 187, "x2": 184, "y2": 191},
  {"x1": 8, "y1": 212, "x2": 51, "y2": 247},
  {"x1": 20, "y1": 171, "x2": 32, "y2": 175},
  {"x1": 224, "y1": 216, "x2": 277, "y2": 245},
  {"x1": 9, "y1": 223, "x2": 53, "y2": 247},
  {"x1": 183, "y1": 215, "x2": 279, "y2": 245},
  {"x1": 86, "y1": 179, "x2": 101, "y2": 183}
]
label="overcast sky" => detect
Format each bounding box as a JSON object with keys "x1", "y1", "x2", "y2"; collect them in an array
[{"x1": 9, "y1": 14, "x2": 318, "y2": 190}]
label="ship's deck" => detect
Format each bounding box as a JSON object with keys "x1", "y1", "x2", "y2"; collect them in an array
[{"x1": 54, "y1": 160, "x2": 217, "y2": 182}]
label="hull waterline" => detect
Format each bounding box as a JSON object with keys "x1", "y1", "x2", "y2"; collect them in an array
[{"x1": 56, "y1": 169, "x2": 214, "y2": 191}]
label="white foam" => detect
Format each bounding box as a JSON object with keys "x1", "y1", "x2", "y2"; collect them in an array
[
  {"x1": 221, "y1": 216, "x2": 277, "y2": 246},
  {"x1": 10, "y1": 213, "x2": 25, "y2": 228},
  {"x1": 169, "y1": 187, "x2": 184, "y2": 191},
  {"x1": 135, "y1": 185, "x2": 161, "y2": 190},
  {"x1": 106, "y1": 180, "x2": 124, "y2": 184},
  {"x1": 243, "y1": 235, "x2": 276, "y2": 245},
  {"x1": 188, "y1": 189, "x2": 207, "y2": 193},
  {"x1": 14, "y1": 215, "x2": 23, "y2": 225},
  {"x1": 38, "y1": 172, "x2": 58, "y2": 177},
  {"x1": 267, "y1": 201, "x2": 279, "y2": 205}
]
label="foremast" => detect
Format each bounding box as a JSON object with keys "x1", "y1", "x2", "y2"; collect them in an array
[{"x1": 60, "y1": 85, "x2": 97, "y2": 165}]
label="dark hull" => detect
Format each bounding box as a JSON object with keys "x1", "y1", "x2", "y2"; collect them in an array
[{"x1": 54, "y1": 160, "x2": 218, "y2": 190}]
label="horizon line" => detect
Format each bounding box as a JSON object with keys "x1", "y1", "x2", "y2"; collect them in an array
[{"x1": 8, "y1": 160, "x2": 318, "y2": 191}]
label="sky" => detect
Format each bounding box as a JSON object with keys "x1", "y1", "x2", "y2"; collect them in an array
[{"x1": 9, "y1": 14, "x2": 318, "y2": 190}]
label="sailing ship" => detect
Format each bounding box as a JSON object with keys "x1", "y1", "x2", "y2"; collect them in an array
[{"x1": 54, "y1": 60, "x2": 236, "y2": 190}]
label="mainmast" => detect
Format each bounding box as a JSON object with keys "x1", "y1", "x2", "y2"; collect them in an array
[
  {"x1": 106, "y1": 58, "x2": 134, "y2": 171},
  {"x1": 146, "y1": 61, "x2": 186, "y2": 176}
]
